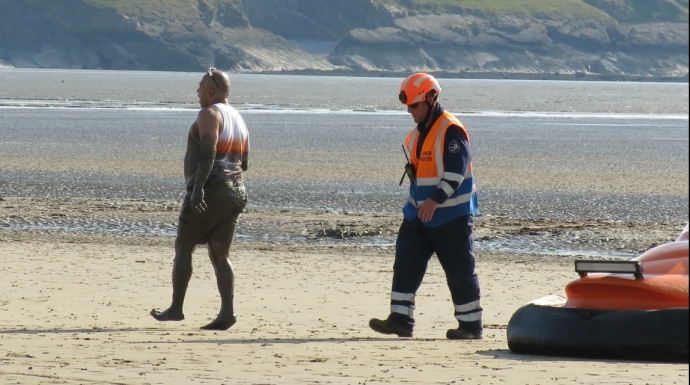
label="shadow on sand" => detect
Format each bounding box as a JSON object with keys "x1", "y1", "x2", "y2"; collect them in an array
[{"x1": 158, "y1": 337, "x2": 448, "y2": 345}]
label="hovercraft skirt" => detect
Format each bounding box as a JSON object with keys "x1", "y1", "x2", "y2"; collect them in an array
[{"x1": 507, "y1": 304, "x2": 689, "y2": 362}]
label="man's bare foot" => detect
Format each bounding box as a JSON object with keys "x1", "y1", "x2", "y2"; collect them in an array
[
  {"x1": 200, "y1": 315, "x2": 236, "y2": 331},
  {"x1": 150, "y1": 308, "x2": 184, "y2": 321}
]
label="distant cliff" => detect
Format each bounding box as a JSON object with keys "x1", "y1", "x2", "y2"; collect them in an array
[{"x1": 0, "y1": 0, "x2": 687, "y2": 80}]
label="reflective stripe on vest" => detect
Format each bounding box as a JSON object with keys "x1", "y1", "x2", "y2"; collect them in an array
[{"x1": 407, "y1": 184, "x2": 476, "y2": 208}]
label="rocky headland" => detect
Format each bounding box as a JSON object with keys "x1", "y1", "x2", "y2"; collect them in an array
[{"x1": 0, "y1": 0, "x2": 688, "y2": 80}]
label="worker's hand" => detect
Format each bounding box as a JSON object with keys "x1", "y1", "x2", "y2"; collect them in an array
[
  {"x1": 191, "y1": 187, "x2": 207, "y2": 213},
  {"x1": 417, "y1": 198, "x2": 438, "y2": 222}
]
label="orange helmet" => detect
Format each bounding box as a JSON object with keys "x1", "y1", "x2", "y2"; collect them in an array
[{"x1": 398, "y1": 73, "x2": 442, "y2": 105}]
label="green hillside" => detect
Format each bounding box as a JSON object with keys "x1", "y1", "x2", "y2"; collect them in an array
[
  {"x1": 81, "y1": 0, "x2": 689, "y2": 23},
  {"x1": 376, "y1": 0, "x2": 688, "y2": 21},
  {"x1": 377, "y1": 0, "x2": 611, "y2": 18},
  {"x1": 82, "y1": 0, "x2": 198, "y2": 21},
  {"x1": 619, "y1": 0, "x2": 689, "y2": 22},
  {"x1": 84, "y1": 0, "x2": 194, "y2": 14}
]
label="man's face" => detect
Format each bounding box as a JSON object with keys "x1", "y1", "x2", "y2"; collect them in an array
[
  {"x1": 196, "y1": 76, "x2": 213, "y2": 108},
  {"x1": 407, "y1": 101, "x2": 429, "y2": 124}
]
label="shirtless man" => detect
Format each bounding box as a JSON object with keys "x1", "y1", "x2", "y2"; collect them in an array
[{"x1": 150, "y1": 68, "x2": 249, "y2": 330}]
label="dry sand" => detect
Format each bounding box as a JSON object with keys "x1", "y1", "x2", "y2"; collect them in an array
[{"x1": 0, "y1": 220, "x2": 687, "y2": 384}]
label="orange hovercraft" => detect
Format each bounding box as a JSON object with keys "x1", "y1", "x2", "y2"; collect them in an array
[{"x1": 507, "y1": 223, "x2": 689, "y2": 362}]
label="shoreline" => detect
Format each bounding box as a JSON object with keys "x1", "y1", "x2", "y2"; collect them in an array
[
  {"x1": 0, "y1": 197, "x2": 684, "y2": 258},
  {"x1": 1, "y1": 65, "x2": 688, "y2": 83},
  {"x1": 248, "y1": 68, "x2": 690, "y2": 83}
]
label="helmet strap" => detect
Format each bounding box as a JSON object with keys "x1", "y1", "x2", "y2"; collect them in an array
[
  {"x1": 423, "y1": 103, "x2": 433, "y2": 126},
  {"x1": 422, "y1": 92, "x2": 438, "y2": 127}
]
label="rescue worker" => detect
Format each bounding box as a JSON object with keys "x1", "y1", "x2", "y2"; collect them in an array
[{"x1": 369, "y1": 73, "x2": 483, "y2": 339}]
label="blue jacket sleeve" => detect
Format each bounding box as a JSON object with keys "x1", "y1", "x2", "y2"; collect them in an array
[{"x1": 430, "y1": 124, "x2": 471, "y2": 204}]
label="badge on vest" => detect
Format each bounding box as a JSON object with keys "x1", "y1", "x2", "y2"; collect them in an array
[{"x1": 448, "y1": 140, "x2": 461, "y2": 153}]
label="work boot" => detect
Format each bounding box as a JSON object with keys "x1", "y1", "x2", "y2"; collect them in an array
[
  {"x1": 369, "y1": 316, "x2": 413, "y2": 338},
  {"x1": 446, "y1": 322, "x2": 483, "y2": 340}
]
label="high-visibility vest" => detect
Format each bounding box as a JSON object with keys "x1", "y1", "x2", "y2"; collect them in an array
[{"x1": 403, "y1": 110, "x2": 480, "y2": 227}]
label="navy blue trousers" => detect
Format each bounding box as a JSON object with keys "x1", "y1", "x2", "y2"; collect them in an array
[{"x1": 389, "y1": 214, "x2": 482, "y2": 328}]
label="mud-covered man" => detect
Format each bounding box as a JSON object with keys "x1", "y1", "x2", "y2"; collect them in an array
[{"x1": 151, "y1": 68, "x2": 249, "y2": 330}]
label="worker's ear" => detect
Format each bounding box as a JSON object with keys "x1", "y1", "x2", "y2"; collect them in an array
[{"x1": 425, "y1": 91, "x2": 438, "y2": 103}]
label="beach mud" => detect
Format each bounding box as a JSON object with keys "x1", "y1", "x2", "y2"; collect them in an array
[{"x1": 0, "y1": 196, "x2": 685, "y2": 260}]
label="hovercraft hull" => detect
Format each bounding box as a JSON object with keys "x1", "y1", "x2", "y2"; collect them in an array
[{"x1": 507, "y1": 223, "x2": 689, "y2": 362}]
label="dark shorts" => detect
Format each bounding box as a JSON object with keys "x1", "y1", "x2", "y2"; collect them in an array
[{"x1": 177, "y1": 178, "x2": 248, "y2": 246}]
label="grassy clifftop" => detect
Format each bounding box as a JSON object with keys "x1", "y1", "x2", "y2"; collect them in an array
[
  {"x1": 82, "y1": 0, "x2": 244, "y2": 25},
  {"x1": 81, "y1": 0, "x2": 689, "y2": 25},
  {"x1": 379, "y1": 0, "x2": 611, "y2": 18},
  {"x1": 83, "y1": 0, "x2": 197, "y2": 19},
  {"x1": 376, "y1": 0, "x2": 688, "y2": 21}
]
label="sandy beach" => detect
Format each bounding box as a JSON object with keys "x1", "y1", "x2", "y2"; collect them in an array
[
  {"x1": 0, "y1": 201, "x2": 686, "y2": 385},
  {"x1": 0, "y1": 235, "x2": 687, "y2": 385},
  {"x1": 0, "y1": 72, "x2": 688, "y2": 384}
]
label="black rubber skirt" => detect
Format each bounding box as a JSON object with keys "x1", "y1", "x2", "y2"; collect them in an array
[{"x1": 507, "y1": 304, "x2": 689, "y2": 362}]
